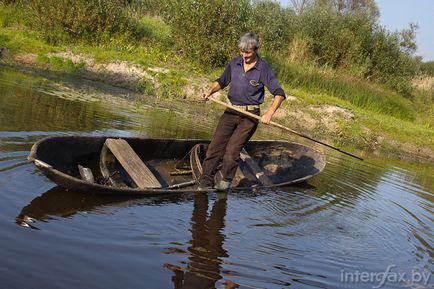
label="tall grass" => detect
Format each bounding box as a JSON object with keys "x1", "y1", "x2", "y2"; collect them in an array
[
  {"x1": 267, "y1": 56, "x2": 416, "y2": 121},
  {"x1": 0, "y1": 1, "x2": 24, "y2": 27}
]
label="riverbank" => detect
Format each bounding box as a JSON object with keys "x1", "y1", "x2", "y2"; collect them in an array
[{"x1": 1, "y1": 48, "x2": 433, "y2": 163}]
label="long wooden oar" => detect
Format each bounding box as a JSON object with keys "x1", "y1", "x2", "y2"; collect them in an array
[{"x1": 208, "y1": 97, "x2": 363, "y2": 161}]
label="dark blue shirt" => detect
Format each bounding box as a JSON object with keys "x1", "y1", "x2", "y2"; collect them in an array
[{"x1": 216, "y1": 56, "x2": 285, "y2": 105}]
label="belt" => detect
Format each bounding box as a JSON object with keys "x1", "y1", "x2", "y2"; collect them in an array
[{"x1": 231, "y1": 104, "x2": 260, "y2": 111}]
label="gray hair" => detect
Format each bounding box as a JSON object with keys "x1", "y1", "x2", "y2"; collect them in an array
[{"x1": 238, "y1": 32, "x2": 260, "y2": 51}]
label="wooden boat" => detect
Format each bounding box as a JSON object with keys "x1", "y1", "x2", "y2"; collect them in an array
[{"x1": 28, "y1": 136, "x2": 326, "y2": 195}]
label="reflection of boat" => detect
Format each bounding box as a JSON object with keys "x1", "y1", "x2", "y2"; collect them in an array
[
  {"x1": 28, "y1": 136, "x2": 326, "y2": 195},
  {"x1": 16, "y1": 185, "x2": 238, "y2": 287},
  {"x1": 15, "y1": 186, "x2": 186, "y2": 228}
]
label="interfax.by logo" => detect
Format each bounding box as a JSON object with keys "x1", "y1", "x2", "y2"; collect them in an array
[{"x1": 340, "y1": 265, "x2": 432, "y2": 288}]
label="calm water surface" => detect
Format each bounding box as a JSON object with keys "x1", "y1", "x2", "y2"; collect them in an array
[{"x1": 0, "y1": 67, "x2": 433, "y2": 289}]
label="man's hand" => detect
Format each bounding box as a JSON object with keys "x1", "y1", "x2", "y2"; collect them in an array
[
  {"x1": 260, "y1": 111, "x2": 273, "y2": 124},
  {"x1": 201, "y1": 81, "x2": 221, "y2": 102},
  {"x1": 261, "y1": 95, "x2": 284, "y2": 124},
  {"x1": 201, "y1": 90, "x2": 212, "y2": 101}
]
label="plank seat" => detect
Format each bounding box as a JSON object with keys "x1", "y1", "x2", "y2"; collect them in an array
[{"x1": 103, "y1": 138, "x2": 162, "y2": 189}]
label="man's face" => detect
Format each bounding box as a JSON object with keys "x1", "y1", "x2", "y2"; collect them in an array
[{"x1": 240, "y1": 48, "x2": 256, "y2": 64}]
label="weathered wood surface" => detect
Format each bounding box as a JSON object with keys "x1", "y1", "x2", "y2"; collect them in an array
[
  {"x1": 78, "y1": 165, "x2": 94, "y2": 183},
  {"x1": 240, "y1": 148, "x2": 273, "y2": 186},
  {"x1": 105, "y1": 138, "x2": 162, "y2": 189}
]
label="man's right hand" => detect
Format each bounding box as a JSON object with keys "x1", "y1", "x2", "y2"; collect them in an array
[
  {"x1": 201, "y1": 82, "x2": 221, "y2": 102},
  {"x1": 201, "y1": 90, "x2": 211, "y2": 101}
]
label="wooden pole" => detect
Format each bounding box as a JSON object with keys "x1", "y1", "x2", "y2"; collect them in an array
[{"x1": 208, "y1": 97, "x2": 363, "y2": 161}]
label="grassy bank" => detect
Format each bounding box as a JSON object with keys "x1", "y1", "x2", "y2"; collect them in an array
[{"x1": 0, "y1": 5, "x2": 433, "y2": 162}]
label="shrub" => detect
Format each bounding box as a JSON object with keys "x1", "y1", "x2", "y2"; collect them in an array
[
  {"x1": 126, "y1": 0, "x2": 166, "y2": 16},
  {"x1": 248, "y1": 1, "x2": 294, "y2": 53},
  {"x1": 163, "y1": 0, "x2": 251, "y2": 67},
  {"x1": 290, "y1": 5, "x2": 419, "y2": 96},
  {"x1": 321, "y1": 13, "x2": 374, "y2": 70},
  {"x1": 0, "y1": 1, "x2": 25, "y2": 27},
  {"x1": 24, "y1": 0, "x2": 134, "y2": 44},
  {"x1": 367, "y1": 27, "x2": 419, "y2": 96},
  {"x1": 0, "y1": 0, "x2": 18, "y2": 4},
  {"x1": 420, "y1": 61, "x2": 434, "y2": 76},
  {"x1": 295, "y1": 6, "x2": 336, "y2": 58},
  {"x1": 288, "y1": 34, "x2": 312, "y2": 63}
]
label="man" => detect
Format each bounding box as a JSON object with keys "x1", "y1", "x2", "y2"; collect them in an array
[{"x1": 200, "y1": 32, "x2": 286, "y2": 190}]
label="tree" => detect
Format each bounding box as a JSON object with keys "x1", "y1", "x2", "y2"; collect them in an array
[
  {"x1": 399, "y1": 23, "x2": 418, "y2": 55},
  {"x1": 289, "y1": 0, "x2": 314, "y2": 14},
  {"x1": 249, "y1": 0, "x2": 294, "y2": 52},
  {"x1": 315, "y1": 0, "x2": 379, "y2": 19}
]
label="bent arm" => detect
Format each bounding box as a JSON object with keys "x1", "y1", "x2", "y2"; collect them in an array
[
  {"x1": 261, "y1": 95, "x2": 285, "y2": 124},
  {"x1": 202, "y1": 81, "x2": 221, "y2": 101}
]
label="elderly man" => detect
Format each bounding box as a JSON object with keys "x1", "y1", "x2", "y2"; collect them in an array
[{"x1": 200, "y1": 32, "x2": 286, "y2": 190}]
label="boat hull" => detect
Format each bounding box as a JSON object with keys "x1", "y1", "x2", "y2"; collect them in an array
[{"x1": 28, "y1": 136, "x2": 326, "y2": 195}]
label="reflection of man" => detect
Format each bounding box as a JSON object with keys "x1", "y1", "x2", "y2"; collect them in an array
[{"x1": 165, "y1": 194, "x2": 239, "y2": 289}]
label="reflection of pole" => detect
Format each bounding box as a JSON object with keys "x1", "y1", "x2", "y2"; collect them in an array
[{"x1": 168, "y1": 193, "x2": 239, "y2": 289}]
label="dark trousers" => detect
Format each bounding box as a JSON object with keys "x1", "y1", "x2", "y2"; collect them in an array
[{"x1": 200, "y1": 108, "x2": 259, "y2": 185}]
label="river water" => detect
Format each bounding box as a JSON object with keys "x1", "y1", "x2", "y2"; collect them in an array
[{"x1": 0, "y1": 66, "x2": 432, "y2": 289}]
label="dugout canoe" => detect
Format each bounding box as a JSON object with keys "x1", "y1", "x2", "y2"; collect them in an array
[{"x1": 28, "y1": 136, "x2": 326, "y2": 195}]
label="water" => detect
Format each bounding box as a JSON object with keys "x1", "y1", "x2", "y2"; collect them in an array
[{"x1": 0, "y1": 66, "x2": 433, "y2": 289}]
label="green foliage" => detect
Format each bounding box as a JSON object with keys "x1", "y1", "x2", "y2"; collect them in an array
[
  {"x1": 0, "y1": 0, "x2": 19, "y2": 4},
  {"x1": 137, "y1": 70, "x2": 188, "y2": 99},
  {"x1": 248, "y1": 1, "x2": 294, "y2": 53},
  {"x1": 0, "y1": 33, "x2": 7, "y2": 46},
  {"x1": 319, "y1": 13, "x2": 373, "y2": 70},
  {"x1": 0, "y1": 1, "x2": 25, "y2": 27},
  {"x1": 163, "y1": 0, "x2": 251, "y2": 67},
  {"x1": 2, "y1": 0, "x2": 422, "y2": 96},
  {"x1": 156, "y1": 71, "x2": 188, "y2": 99},
  {"x1": 290, "y1": 5, "x2": 419, "y2": 95},
  {"x1": 420, "y1": 61, "x2": 434, "y2": 76},
  {"x1": 0, "y1": 26, "x2": 55, "y2": 53},
  {"x1": 134, "y1": 16, "x2": 173, "y2": 48},
  {"x1": 23, "y1": 0, "x2": 135, "y2": 44},
  {"x1": 267, "y1": 55, "x2": 416, "y2": 120},
  {"x1": 126, "y1": 0, "x2": 166, "y2": 16},
  {"x1": 314, "y1": 0, "x2": 380, "y2": 20},
  {"x1": 37, "y1": 54, "x2": 85, "y2": 73},
  {"x1": 367, "y1": 27, "x2": 419, "y2": 95}
]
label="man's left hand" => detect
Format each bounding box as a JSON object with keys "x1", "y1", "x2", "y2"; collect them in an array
[{"x1": 260, "y1": 112, "x2": 273, "y2": 124}]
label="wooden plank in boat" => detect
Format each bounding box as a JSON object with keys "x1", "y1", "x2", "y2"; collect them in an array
[
  {"x1": 239, "y1": 148, "x2": 273, "y2": 186},
  {"x1": 104, "y1": 138, "x2": 162, "y2": 189},
  {"x1": 78, "y1": 165, "x2": 94, "y2": 183}
]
